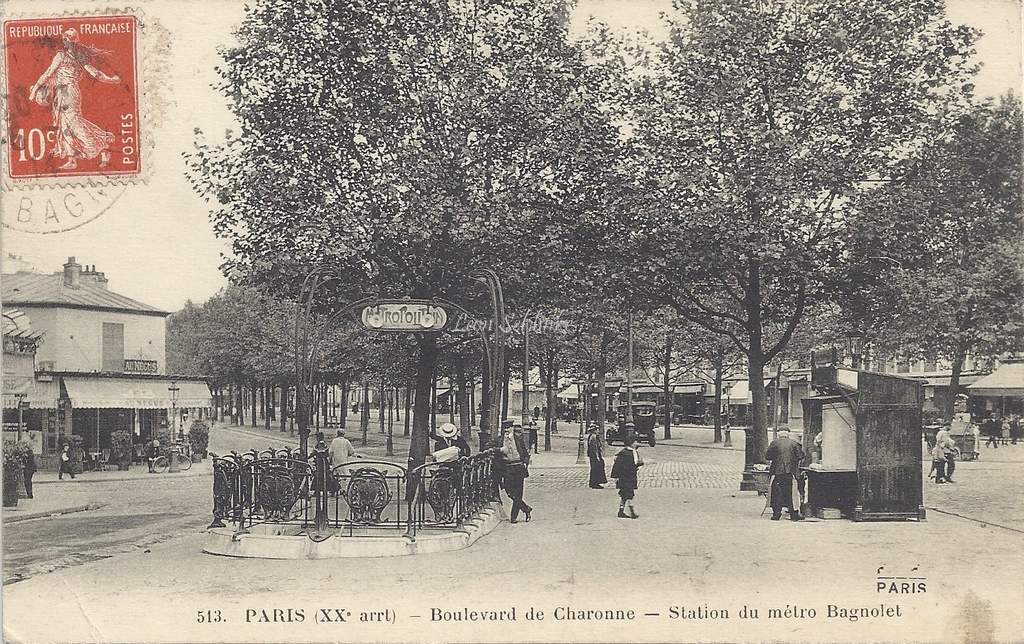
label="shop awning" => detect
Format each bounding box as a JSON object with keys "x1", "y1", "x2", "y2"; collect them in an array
[
  {"x1": 912, "y1": 374, "x2": 980, "y2": 388},
  {"x1": 63, "y1": 377, "x2": 212, "y2": 409},
  {"x1": 723, "y1": 378, "x2": 774, "y2": 404},
  {"x1": 673, "y1": 383, "x2": 705, "y2": 395},
  {"x1": 968, "y1": 361, "x2": 1024, "y2": 397},
  {"x1": 557, "y1": 384, "x2": 580, "y2": 399}
]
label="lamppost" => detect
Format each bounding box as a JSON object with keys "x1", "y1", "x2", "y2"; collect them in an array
[
  {"x1": 15, "y1": 393, "x2": 26, "y2": 441},
  {"x1": 723, "y1": 382, "x2": 733, "y2": 447},
  {"x1": 576, "y1": 382, "x2": 588, "y2": 465},
  {"x1": 168, "y1": 381, "x2": 180, "y2": 473},
  {"x1": 846, "y1": 332, "x2": 865, "y2": 370}
]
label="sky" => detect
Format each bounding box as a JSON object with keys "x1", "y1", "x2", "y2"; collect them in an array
[{"x1": 2, "y1": 0, "x2": 1020, "y2": 313}]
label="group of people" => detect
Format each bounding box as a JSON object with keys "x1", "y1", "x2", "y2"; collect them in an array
[{"x1": 981, "y1": 412, "x2": 1022, "y2": 448}]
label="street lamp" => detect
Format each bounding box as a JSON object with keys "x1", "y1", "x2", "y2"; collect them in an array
[
  {"x1": 846, "y1": 332, "x2": 865, "y2": 370},
  {"x1": 723, "y1": 382, "x2": 733, "y2": 447},
  {"x1": 15, "y1": 393, "x2": 27, "y2": 442},
  {"x1": 168, "y1": 381, "x2": 180, "y2": 473}
]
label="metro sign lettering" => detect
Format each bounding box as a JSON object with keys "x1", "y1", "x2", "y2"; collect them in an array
[{"x1": 360, "y1": 301, "x2": 448, "y2": 332}]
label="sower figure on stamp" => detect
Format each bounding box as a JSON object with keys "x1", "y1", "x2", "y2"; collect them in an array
[
  {"x1": 765, "y1": 430, "x2": 805, "y2": 521},
  {"x1": 28, "y1": 29, "x2": 121, "y2": 170}
]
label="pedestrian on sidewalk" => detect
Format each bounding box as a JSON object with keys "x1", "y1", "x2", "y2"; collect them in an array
[
  {"x1": 497, "y1": 425, "x2": 532, "y2": 523},
  {"x1": 22, "y1": 444, "x2": 36, "y2": 498},
  {"x1": 611, "y1": 431, "x2": 642, "y2": 518},
  {"x1": 58, "y1": 443, "x2": 75, "y2": 480},
  {"x1": 765, "y1": 429, "x2": 804, "y2": 521},
  {"x1": 935, "y1": 425, "x2": 957, "y2": 482},
  {"x1": 983, "y1": 413, "x2": 1000, "y2": 449},
  {"x1": 929, "y1": 440, "x2": 948, "y2": 484},
  {"x1": 1010, "y1": 413, "x2": 1022, "y2": 445},
  {"x1": 146, "y1": 439, "x2": 160, "y2": 473},
  {"x1": 587, "y1": 424, "x2": 607, "y2": 489}
]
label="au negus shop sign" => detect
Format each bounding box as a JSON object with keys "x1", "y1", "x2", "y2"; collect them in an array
[{"x1": 360, "y1": 300, "x2": 448, "y2": 332}]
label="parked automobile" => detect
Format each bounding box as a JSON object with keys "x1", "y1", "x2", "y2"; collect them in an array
[{"x1": 606, "y1": 402, "x2": 657, "y2": 447}]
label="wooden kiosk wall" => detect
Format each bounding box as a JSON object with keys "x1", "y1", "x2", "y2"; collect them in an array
[{"x1": 804, "y1": 366, "x2": 925, "y2": 521}]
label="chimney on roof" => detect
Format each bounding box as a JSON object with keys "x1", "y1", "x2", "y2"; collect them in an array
[
  {"x1": 62, "y1": 256, "x2": 81, "y2": 288},
  {"x1": 80, "y1": 263, "x2": 109, "y2": 290}
]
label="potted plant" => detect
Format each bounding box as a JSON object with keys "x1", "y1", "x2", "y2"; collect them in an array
[
  {"x1": 3, "y1": 439, "x2": 28, "y2": 507},
  {"x1": 110, "y1": 430, "x2": 132, "y2": 471},
  {"x1": 188, "y1": 420, "x2": 210, "y2": 462}
]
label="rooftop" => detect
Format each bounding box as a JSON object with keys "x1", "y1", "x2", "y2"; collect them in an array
[{"x1": 2, "y1": 271, "x2": 168, "y2": 316}]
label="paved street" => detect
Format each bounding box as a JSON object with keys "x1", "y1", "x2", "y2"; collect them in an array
[{"x1": 5, "y1": 420, "x2": 1023, "y2": 591}]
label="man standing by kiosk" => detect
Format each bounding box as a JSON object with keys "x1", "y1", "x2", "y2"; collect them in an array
[{"x1": 766, "y1": 430, "x2": 805, "y2": 521}]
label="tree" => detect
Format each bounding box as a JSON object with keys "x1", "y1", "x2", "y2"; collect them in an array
[
  {"x1": 186, "y1": 0, "x2": 623, "y2": 467},
  {"x1": 847, "y1": 95, "x2": 1024, "y2": 420},
  {"x1": 615, "y1": 0, "x2": 979, "y2": 467}
]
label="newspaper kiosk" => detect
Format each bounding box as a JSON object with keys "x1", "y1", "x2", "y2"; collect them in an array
[{"x1": 801, "y1": 358, "x2": 925, "y2": 521}]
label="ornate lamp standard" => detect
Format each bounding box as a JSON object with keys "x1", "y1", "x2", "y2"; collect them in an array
[{"x1": 167, "y1": 381, "x2": 180, "y2": 473}]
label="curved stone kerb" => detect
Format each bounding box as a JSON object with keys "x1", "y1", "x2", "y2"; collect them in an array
[{"x1": 202, "y1": 502, "x2": 503, "y2": 559}]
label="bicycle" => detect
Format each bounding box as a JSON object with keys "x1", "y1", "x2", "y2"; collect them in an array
[{"x1": 152, "y1": 443, "x2": 193, "y2": 473}]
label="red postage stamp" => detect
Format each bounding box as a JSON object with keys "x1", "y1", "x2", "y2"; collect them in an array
[{"x1": 3, "y1": 15, "x2": 141, "y2": 181}]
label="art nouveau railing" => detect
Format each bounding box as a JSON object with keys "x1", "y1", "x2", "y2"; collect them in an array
[{"x1": 209, "y1": 447, "x2": 499, "y2": 541}]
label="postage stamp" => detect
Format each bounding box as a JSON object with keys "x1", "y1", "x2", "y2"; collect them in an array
[
  {"x1": 3, "y1": 15, "x2": 141, "y2": 181},
  {"x1": 1, "y1": 8, "x2": 167, "y2": 234}
]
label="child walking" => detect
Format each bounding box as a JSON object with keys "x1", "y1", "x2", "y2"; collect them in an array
[{"x1": 611, "y1": 432, "x2": 643, "y2": 519}]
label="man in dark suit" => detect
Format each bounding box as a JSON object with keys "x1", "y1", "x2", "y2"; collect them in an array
[{"x1": 765, "y1": 430, "x2": 805, "y2": 521}]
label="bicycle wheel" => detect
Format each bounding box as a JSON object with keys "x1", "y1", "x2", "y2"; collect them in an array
[
  {"x1": 177, "y1": 453, "x2": 193, "y2": 472},
  {"x1": 153, "y1": 456, "x2": 169, "y2": 474}
]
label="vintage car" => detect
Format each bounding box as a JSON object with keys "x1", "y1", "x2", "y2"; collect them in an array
[{"x1": 606, "y1": 401, "x2": 657, "y2": 447}]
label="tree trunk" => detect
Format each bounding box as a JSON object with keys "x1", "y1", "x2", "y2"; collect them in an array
[
  {"x1": 745, "y1": 260, "x2": 768, "y2": 468},
  {"x1": 340, "y1": 381, "x2": 349, "y2": 428},
  {"x1": 456, "y1": 360, "x2": 471, "y2": 438},
  {"x1": 280, "y1": 385, "x2": 288, "y2": 433},
  {"x1": 663, "y1": 336, "x2": 673, "y2": 440},
  {"x1": 228, "y1": 384, "x2": 236, "y2": 425},
  {"x1": 359, "y1": 382, "x2": 370, "y2": 446},
  {"x1": 322, "y1": 382, "x2": 328, "y2": 427},
  {"x1": 944, "y1": 341, "x2": 969, "y2": 423},
  {"x1": 469, "y1": 376, "x2": 476, "y2": 427},
  {"x1": 379, "y1": 377, "x2": 386, "y2": 435},
  {"x1": 251, "y1": 382, "x2": 257, "y2": 427},
  {"x1": 410, "y1": 334, "x2": 438, "y2": 481},
  {"x1": 713, "y1": 355, "x2": 724, "y2": 443},
  {"x1": 430, "y1": 372, "x2": 438, "y2": 434},
  {"x1": 746, "y1": 353, "x2": 768, "y2": 468},
  {"x1": 404, "y1": 382, "x2": 412, "y2": 437},
  {"x1": 544, "y1": 354, "x2": 555, "y2": 451}
]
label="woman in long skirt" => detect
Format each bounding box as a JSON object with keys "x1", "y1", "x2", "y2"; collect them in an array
[{"x1": 587, "y1": 425, "x2": 607, "y2": 489}]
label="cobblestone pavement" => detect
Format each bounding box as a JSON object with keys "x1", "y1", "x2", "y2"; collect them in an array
[
  {"x1": 923, "y1": 444, "x2": 1024, "y2": 532},
  {"x1": 529, "y1": 461, "x2": 739, "y2": 489}
]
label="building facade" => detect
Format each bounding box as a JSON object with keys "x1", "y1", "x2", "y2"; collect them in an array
[{"x1": 2, "y1": 257, "x2": 211, "y2": 469}]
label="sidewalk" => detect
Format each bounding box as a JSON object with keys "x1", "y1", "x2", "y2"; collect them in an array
[{"x1": 31, "y1": 460, "x2": 212, "y2": 485}]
